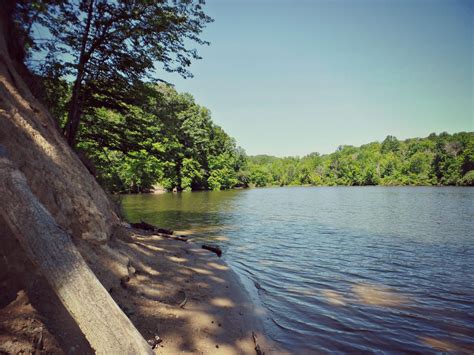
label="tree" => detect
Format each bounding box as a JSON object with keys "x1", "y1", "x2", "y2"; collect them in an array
[
  {"x1": 463, "y1": 170, "x2": 474, "y2": 186},
  {"x1": 381, "y1": 135, "x2": 400, "y2": 153},
  {"x1": 72, "y1": 83, "x2": 245, "y2": 193},
  {"x1": 25, "y1": 0, "x2": 212, "y2": 146}
]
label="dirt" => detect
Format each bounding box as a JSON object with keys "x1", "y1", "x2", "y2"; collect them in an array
[
  {"x1": 0, "y1": 229, "x2": 286, "y2": 354},
  {"x1": 0, "y1": 290, "x2": 61, "y2": 354}
]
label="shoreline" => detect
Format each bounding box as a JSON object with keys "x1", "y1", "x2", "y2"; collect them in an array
[
  {"x1": 140, "y1": 184, "x2": 473, "y2": 196},
  {"x1": 0, "y1": 228, "x2": 284, "y2": 354},
  {"x1": 104, "y1": 230, "x2": 286, "y2": 354}
]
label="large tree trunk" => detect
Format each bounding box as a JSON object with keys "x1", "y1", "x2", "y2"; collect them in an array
[{"x1": 0, "y1": 156, "x2": 152, "y2": 354}]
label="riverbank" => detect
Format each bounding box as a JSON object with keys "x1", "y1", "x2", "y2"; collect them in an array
[
  {"x1": 107, "y1": 229, "x2": 283, "y2": 353},
  {"x1": 0, "y1": 227, "x2": 283, "y2": 354}
]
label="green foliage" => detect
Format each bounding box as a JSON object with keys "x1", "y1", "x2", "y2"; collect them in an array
[
  {"x1": 74, "y1": 84, "x2": 245, "y2": 193},
  {"x1": 117, "y1": 150, "x2": 163, "y2": 193},
  {"x1": 207, "y1": 153, "x2": 239, "y2": 190},
  {"x1": 247, "y1": 133, "x2": 474, "y2": 188},
  {"x1": 19, "y1": 0, "x2": 213, "y2": 145},
  {"x1": 381, "y1": 135, "x2": 400, "y2": 153},
  {"x1": 463, "y1": 170, "x2": 474, "y2": 186},
  {"x1": 27, "y1": 69, "x2": 474, "y2": 192}
]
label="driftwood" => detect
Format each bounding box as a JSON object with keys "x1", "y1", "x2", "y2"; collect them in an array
[
  {"x1": 178, "y1": 292, "x2": 188, "y2": 308},
  {"x1": 131, "y1": 220, "x2": 174, "y2": 235},
  {"x1": 156, "y1": 227, "x2": 174, "y2": 235},
  {"x1": 130, "y1": 220, "x2": 156, "y2": 231},
  {"x1": 155, "y1": 233, "x2": 189, "y2": 242},
  {"x1": 252, "y1": 331, "x2": 264, "y2": 355},
  {"x1": 131, "y1": 221, "x2": 190, "y2": 242},
  {"x1": 202, "y1": 244, "x2": 223, "y2": 257},
  {"x1": 0, "y1": 156, "x2": 153, "y2": 354}
]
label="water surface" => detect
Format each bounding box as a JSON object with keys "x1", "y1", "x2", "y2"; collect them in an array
[{"x1": 122, "y1": 186, "x2": 474, "y2": 353}]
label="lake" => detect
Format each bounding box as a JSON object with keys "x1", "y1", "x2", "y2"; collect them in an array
[{"x1": 121, "y1": 186, "x2": 474, "y2": 353}]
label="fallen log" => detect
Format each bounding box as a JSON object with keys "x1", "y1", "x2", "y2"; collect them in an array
[
  {"x1": 130, "y1": 220, "x2": 156, "y2": 231},
  {"x1": 130, "y1": 220, "x2": 174, "y2": 235},
  {"x1": 202, "y1": 244, "x2": 223, "y2": 257},
  {"x1": 157, "y1": 227, "x2": 174, "y2": 235},
  {"x1": 0, "y1": 156, "x2": 153, "y2": 354},
  {"x1": 154, "y1": 233, "x2": 189, "y2": 242}
]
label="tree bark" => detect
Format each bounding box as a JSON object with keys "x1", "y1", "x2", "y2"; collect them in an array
[
  {"x1": 63, "y1": 0, "x2": 94, "y2": 146},
  {"x1": 0, "y1": 155, "x2": 153, "y2": 355}
]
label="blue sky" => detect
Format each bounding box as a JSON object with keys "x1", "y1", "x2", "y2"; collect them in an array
[{"x1": 159, "y1": 0, "x2": 473, "y2": 156}]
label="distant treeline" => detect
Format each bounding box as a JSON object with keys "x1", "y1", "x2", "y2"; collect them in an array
[{"x1": 245, "y1": 132, "x2": 474, "y2": 188}]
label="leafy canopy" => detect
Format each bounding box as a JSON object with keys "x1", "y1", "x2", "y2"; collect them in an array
[
  {"x1": 17, "y1": 0, "x2": 212, "y2": 145},
  {"x1": 245, "y1": 132, "x2": 474, "y2": 187}
]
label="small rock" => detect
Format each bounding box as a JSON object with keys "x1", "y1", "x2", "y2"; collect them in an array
[{"x1": 216, "y1": 344, "x2": 219, "y2": 349}]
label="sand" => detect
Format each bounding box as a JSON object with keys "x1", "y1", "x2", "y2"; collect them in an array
[{"x1": 0, "y1": 229, "x2": 286, "y2": 354}]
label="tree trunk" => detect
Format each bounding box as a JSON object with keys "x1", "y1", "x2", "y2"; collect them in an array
[
  {"x1": 63, "y1": 0, "x2": 94, "y2": 147},
  {"x1": 63, "y1": 80, "x2": 83, "y2": 147},
  {"x1": 0, "y1": 156, "x2": 152, "y2": 354}
]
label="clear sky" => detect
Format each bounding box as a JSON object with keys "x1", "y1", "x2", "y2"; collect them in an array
[{"x1": 158, "y1": 0, "x2": 473, "y2": 156}]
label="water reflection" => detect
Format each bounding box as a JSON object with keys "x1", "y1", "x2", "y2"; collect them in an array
[
  {"x1": 320, "y1": 289, "x2": 346, "y2": 306},
  {"x1": 122, "y1": 187, "x2": 474, "y2": 353},
  {"x1": 419, "y1": 336, "x2": 463, "y2": 352},
  {"x1": 352, "y1": 283, "x2": 410, "y2": 308}
]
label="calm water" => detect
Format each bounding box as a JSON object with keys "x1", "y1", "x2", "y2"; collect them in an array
[{"x1": 122, "y1": 187, "x2": 474, "y2": 353}]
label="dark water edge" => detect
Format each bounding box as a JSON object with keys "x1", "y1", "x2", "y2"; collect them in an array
[{"x1": 121, "y1": 186, "x2": 474, "y2": 353}]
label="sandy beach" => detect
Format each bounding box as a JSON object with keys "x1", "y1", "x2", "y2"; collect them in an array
[{"x1": 0, "y1": 228, "x2": 285, "y2": 354}]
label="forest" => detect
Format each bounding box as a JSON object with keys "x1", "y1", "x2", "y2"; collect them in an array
[
  {"x1": 40, "y1": 74, "x2": 474, "y2": 191},
  {"x1": 13, "y1": 0, "x2": 474, "y2": 193},
  {"x1": 246, "y1": 132, "x2": 474, "y2": 188},
  {"x1": 48, "y1": 77, "x2": 474, "y2": 192}
]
